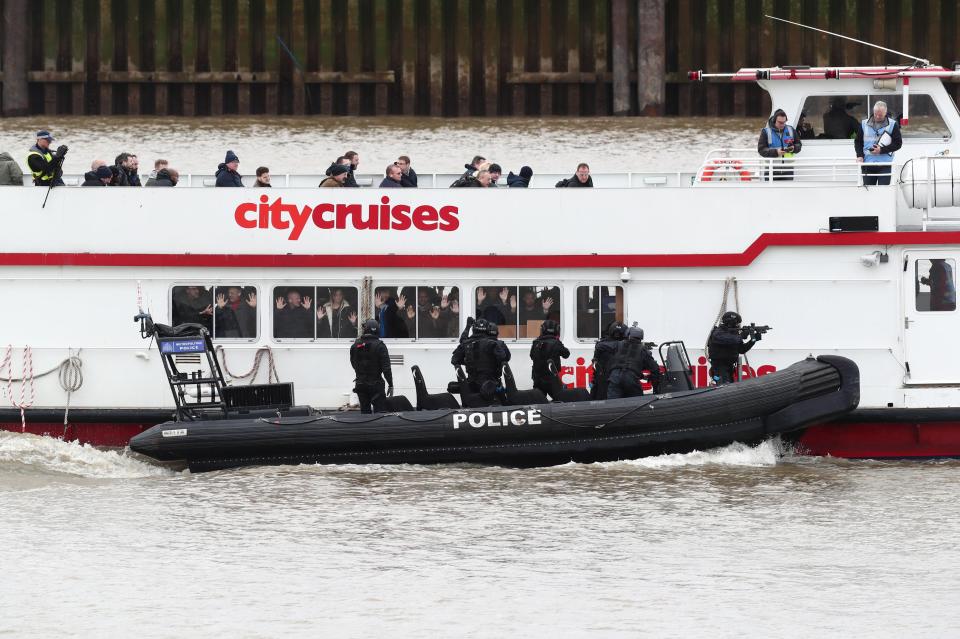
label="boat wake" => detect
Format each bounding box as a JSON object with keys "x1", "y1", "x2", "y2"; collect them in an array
[
  {"x1": 0, "y1": 432, "x2": 175, "y2": 479},
  {"x1": 610, "y1": 438, "x2": 790, "y2": 469}
]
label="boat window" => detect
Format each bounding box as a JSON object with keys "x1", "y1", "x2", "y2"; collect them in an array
[
  {"x1": 798, "y1": 95, "x2": 868, "y2": 139},
  {"x1": 915, "y1": 259, "x2": 956, "y2": 312},
  {"x1": 272, "y1": 286, "x2": 359, "y2": 340},
  {"x1": 374, "y1": 285, "x2": 460, "y2": 339},
  {"x1": 873, "y1": 94, "x2": 951, "y2": 139},
  {"x1": 171, "y1": 285, "x2": 214, "y2": 334},
  {"x1": 575, "y1": 286, "x2": 625, "y2": 339},
  {"x1": 212, "y1": 285, "x2": 259, "y2": 339},
  {"x1": 475, "y1": 285, "x2": 561, "y2": 339}
]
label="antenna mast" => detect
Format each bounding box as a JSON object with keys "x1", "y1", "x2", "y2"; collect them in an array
[{"x1": 764, "y1": 15, "x2": 930, "y2": 66}]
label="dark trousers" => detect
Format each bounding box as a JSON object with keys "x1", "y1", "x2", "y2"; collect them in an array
[
  {"x1": 709, "y1": 363, "x2": 737, "y2": 385},
  {"x1": 533, "y1": 377, "x2": 557, "y2": 401},
  {"x1": 607, "y1": 369, "x2": 644, "y2": 399},
  {"x1": 590, "y1": 373, "x2": 609, "y2": 400},
  {"x1": 861, "y1": 164, "x2": 891, "y2": 186},
  {"x1": 355, "y1": 381, "x2": 387, "y2": 414}
]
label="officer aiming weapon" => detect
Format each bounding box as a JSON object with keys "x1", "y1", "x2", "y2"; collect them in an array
[{"x1": 737, "y1": 323, "x2": 772, "y2": 340}]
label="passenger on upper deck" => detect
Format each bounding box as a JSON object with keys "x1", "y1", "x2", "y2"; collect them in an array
[
  {"x1": 81, "y1": 165, "x2": 113, "y2": 186},
  {"x1": 319, "y1": 164, "x2": 349, "y2": 187},
  {"x1": 147, "y1": 168, "x2": 178, "y2": 187},
  {"x1": 113, "y1": 153, "x2": 141, "y2": 186},
  {"x1": 343, "y1": 151, "x2": 360, "y2": 187},
  {"x1": 254, "y1": 166, "x2": 271, "y2": 187},
  {"x1": 145, "y1": 159, "x2": 168, "y2": 186},
  {"x1": 487, "y1": 164, "x2": 502, "y2": 187},
  {"x1": 822, "y1": 97, "x2": 859, "y2": 140},
  {"x1": 757, "y1": 108, "x2": 801, "y2": 181},
  {"x1": 556, "y1": 163, "x2": 593, "y2": 187},
  {"x1": 855, "y1": 100, "x2": 902, "y2": 186},
  {"x1": 26, "y1": 130, "x2": 66, "y2": 187},
  {"x1": 215, "y1": 151, "x2": 243, "y2": 187},
  {"x1": 379, "y1": 163, "x2": 403, "y2": 188},
  {"x1": 0, "y1": 152, "x2": 24, "y2": 185},
  {"x1": 397, "y1": 155, "x2": 417, "y2": 187},
  {"x1": 507, "y1": 165, "x2": 533, "y2": 188},
  {"x1": 450, "y1": 156, "x2": 485, "y2": 187},
  {"x1": 475, "y1": 170, "x2": 492, "y2": 187}
]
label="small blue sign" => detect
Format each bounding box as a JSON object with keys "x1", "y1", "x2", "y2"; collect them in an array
[{"x1": 160, "y1": 339, "x2": 207, "y2": 354}]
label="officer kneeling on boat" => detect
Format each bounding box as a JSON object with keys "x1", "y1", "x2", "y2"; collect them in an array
[
  {"x1": 707, "y1": 311, "x2": 765, "y2": 385},
  {"x1": 530, "y1": 320, "x2": 570, "y2": 400},
  {"x1": 350, "y1": 319, "x2": 394, "y2": 414},
  {"x1": 607, "y1": 326, "x2": 661, "y2": 399},
  {"x1": 451, "y1": 318, "x2": 511, "y2": 402}
]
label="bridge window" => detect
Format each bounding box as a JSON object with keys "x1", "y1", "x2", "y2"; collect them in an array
[
  {"x1": 576, "y1": 286, "x2": 625, "y2": 339},
  {"x1": 272, "y1": 285, "x2": 359, "y2": 340},
  {"x1": 375, "y1": 285, "x2": 460, "y2": 339},
  {"x1": 916, "y1": 259, "x2": 956, "y2": 312},
  {"x1": 878, "y1": 94, "x2": 950, "y2": 139},
  {"x1": 800, "y1": 94, "x2": 950, "y2": 140},
  {"x1": 475, "y1": 285, "x2": 561, "y2": 339}
]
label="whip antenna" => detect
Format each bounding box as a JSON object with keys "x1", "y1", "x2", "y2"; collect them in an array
[{"x1": 764, "y1": 15, "x2": 930, "y2": 66}]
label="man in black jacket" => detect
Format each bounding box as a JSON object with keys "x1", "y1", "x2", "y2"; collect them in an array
[
  {"x1": 452, "y1": 319, "x2": 510, "y2": 397},
  {"x1": 350, "y1": 319, "x2": 394, "y2": 414},
  {"x1": 81, "y1": 165, "x2": 114, "y2": 186},
  {"x1": 113, "y1": 153, "x2": 142, "y2": 186},
  {"x1": 707, "y1": 311, "x2": 759, "y2": 385},
  {"x1": 216, "y1": 150, "x2": 244, "y2": 187},
  {"x1": 507, "y1": 166, "x2": 533, "y2": 188},
  {"x1": 607, "y1": 326, "x2": 660, "y2": 399},
  {"x1": 591, "y1": 321, "x2": 626, "y2": 399},
  {"x1": 397, "y1": 155, "x2": 418, "y2": 187},
  {"x1": 557, "y1": 163, "x2": 593, "y2": 187},
  {"x1": 530, "y1": 320, "x2": 570, "y2": 399},
  {"x1": 379, "y1": 163, "x2": 403, "y2": 188},
  {"x1": 343, "y1": 151, "x2": 360, "y2": 187},
  {"x1": 26, "y1": 131, "x2": 66, "y2": 187}
]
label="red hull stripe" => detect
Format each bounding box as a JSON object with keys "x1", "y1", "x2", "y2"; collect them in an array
[{"x1": 3, "y1": 231, "x2": 960, "y2": 269}]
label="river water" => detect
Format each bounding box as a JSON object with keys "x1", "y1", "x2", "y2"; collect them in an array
[{"x1": 1, "y1": 117, "x2": 959, "y2": 637}]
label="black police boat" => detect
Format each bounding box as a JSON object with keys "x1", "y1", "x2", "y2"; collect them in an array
[{"x1": 128, "y1": 315, "x2": 861, "y2": 472}]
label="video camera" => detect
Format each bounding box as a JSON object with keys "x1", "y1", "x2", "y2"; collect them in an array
[{"x1": 738, "y1": 323, "x2": 772, "y2": 339}]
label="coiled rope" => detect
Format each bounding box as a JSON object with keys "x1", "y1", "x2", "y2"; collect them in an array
[
  {"x1": 0, "y1": 347, "x2": 83, "y2": 432},
  {"x1": 705, "y1": 276, "x2": 751, "y2": 372},
  {"x1": 215, "y1": 345, "x2": 280, "y2": 385}
]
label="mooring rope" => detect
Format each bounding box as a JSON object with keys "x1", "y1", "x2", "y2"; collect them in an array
[{"x1": 215, "y1": 346, "x2": 280, "y2": 385}]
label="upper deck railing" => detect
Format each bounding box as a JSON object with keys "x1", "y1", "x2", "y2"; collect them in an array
[{"x1": 694, "y1": 149, "x2": 890, "y2": 186}]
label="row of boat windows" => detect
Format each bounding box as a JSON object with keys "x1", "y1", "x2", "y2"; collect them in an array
[
  {"x1": 799, "y1": 94, "x2": 950, "y2": 138},
  {"x1": 170, "y1": 284, "x2": 624, "y2": 341}
]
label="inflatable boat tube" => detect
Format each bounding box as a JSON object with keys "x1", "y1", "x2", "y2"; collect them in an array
[{"x1": 130, "y1": 355, "x2": 859, "y2": 472}]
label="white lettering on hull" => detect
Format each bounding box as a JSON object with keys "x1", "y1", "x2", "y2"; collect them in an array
[{"x1": 452, "y1": 409, "x2": 543, "y2": 430}]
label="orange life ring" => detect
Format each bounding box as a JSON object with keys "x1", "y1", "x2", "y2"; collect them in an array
[{"x1": 701, "y1": 159, "x2": 753, "y2": 182}]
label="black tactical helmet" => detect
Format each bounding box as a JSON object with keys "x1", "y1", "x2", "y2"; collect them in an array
[
  {"x1": 362, "y1": 319, "x2": 379, "y2": 335},
  {"x1": 472, "y1": 318, "x2": 489, "y2": 336},
  {"x1": 540, "y1": 320, "x2": 559, "y2": 336},
  {"x1": 607, "y1": 321, "x2": 627, "y2": 340},
  {"x1": 625, "y1": 326, "x2": 644, "y2": 341},
  {"x1": 721, "y1": 311, "x2": 742, "y2": 328},
  {"x1": 486, "y1": 321, "x2": 499, "y2": 337}
]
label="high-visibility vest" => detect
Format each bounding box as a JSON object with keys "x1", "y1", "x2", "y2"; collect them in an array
[
  {"x1": 861, "y1": 118, "x2": 897, "y2": 163},
  {"x1": 26, "y1": 145, "x2": 55, "y2": 184},
  {"x1": 763, "y1": 125, "x2": 797, "y2": 158}
]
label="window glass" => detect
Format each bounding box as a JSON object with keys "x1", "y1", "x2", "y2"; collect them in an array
[
  {"x1": 272, "y1": 286, "x2": 316, "y2": 339},
  {"x1": 475, "y1": 285, "x2": 561, "y2": 339},
  {"x1": 916, "y1": 259, "x2": 957, "y2": 312},
  {"x1": 375, "y1": 285, "x2": 460, "y2": 339},
  {"x1": 798, "y1": 95, "x2": 868, "y2": 140},
  {"x1": 213, "y1": 285, "x2": 258, "y2": 339},
  {"x1": 576, "y1": 286, "x2": 625, "y2": 339},
  {"x1": 315, "y1": 286, "x2": 359, "y2": 339},
  {"x1": 871, "y1": 94, "x2": 950, "y2": 138},
  {"x1": 171, "y1": 285, "x2": 214, "y2": 334}
]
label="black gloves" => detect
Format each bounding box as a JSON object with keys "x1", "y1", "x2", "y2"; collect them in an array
[{"x1": 55, "y1": 145, "x2": 68, "y2": 157}]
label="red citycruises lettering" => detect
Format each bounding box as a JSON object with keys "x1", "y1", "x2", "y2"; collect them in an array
[{"x1": 234, "y1": 196, "x2": 460, "y2": 240}]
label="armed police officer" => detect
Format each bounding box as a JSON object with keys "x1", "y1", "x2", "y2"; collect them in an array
[
  {"x1": 451, "y1": 318, "x2": 511, "y2": 402},
  {"x1": 350, "y1": 319, "x2": 394, "y2": 414},
  {"x1": 606, "y1": 326, "x2": 661, "y2": 399},
  {"x1": 26, "y1": 130, "x2": 67, "y2": 187},
  {"x1": 707, "y1": 311, "x2": 764, "y2": 385},
  {"x1": 590, "y1": 321, "x2": 626, "y2": 400},
  {"x1": 529, "y1": 320, "x2": 570, "y2": 400}
]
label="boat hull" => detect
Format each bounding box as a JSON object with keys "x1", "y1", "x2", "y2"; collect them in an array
[{"x1": 127, "y1": 355, "x2": 859, "y2": 472}]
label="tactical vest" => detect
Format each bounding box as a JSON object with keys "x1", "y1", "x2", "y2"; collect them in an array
[
  {"x1": 861, "y1": 118, "x2": 896, "y2": 163},
  {"x1": 465, "y1": 337, "x2": 499, "y2": 379},
  {"x1": 707, "y1": 327, "x2": 741, "y2": 364},
  {"x1": 531, "y1": 337, "x2": 559, "y2": 377},
  {"x1": 352, "y1": 337, "x2": 384, "y2": 381},
  {"x1": 611, "y1": 339, "x2": 645, "y2": 375}
]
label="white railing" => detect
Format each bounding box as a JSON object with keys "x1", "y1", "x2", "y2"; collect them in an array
[
  {"x1": 695, "y1": 149, "x2": 893, "y2": 186},
  {"x1": 17, "y1": 171, "x2": 701, "y2": 189}
]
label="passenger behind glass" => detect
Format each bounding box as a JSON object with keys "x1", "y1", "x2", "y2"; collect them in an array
[
  {"x1": 374, "y1": 287, "x2": 409, "y2": 338},
  {"x1": 476, "y1": 286, "x2": 510, "y2": 326},
  {"x1": 172, "y1": 286, "x2": 213, "y2": 333},
  {"x1": 215, "y1": 286, "x2": 257, "y2": 338},
  {"x1": 513, "y1": 288, "x2": 555, "y2": 325},
  {"x1": 274, "y1": 289, "x2": 313, "y2": 338},
  {"x1": 317, "y1": 287, "x2": 358, "y2": 339}
]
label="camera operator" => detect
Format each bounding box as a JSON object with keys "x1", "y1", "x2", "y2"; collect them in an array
[
  {"x1": 758, "y1": 108, "x2": 801, "y2": 181},
  {"x1": 707, "y1": 311, "x2": 762, "y2": 385},
  {"x1": 26, "y1": 131, "x2": 67, "y2": 187}
]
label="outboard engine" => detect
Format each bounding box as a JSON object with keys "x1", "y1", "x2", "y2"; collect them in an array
[{"x1": 658, "y1": 341, "x2": 695, "y2": 393}]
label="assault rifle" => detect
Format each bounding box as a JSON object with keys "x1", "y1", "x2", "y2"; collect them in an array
[{"x1": 738, "y1": 323, "x2": 772, "y2": 339}]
